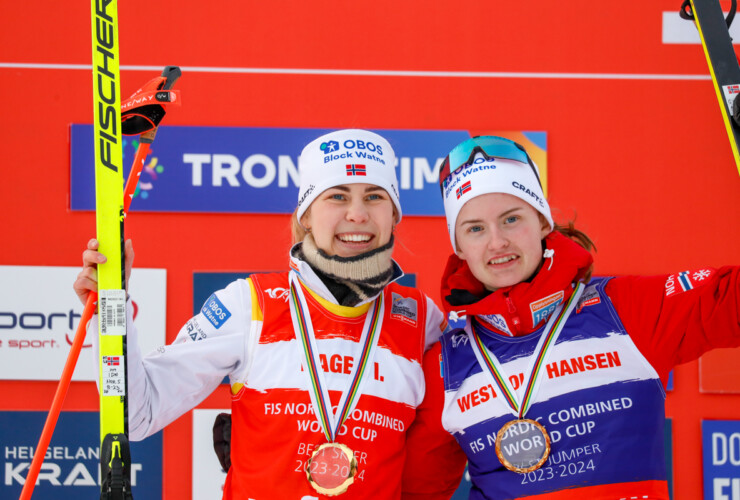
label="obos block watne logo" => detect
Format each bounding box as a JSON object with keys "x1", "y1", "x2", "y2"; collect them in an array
[
  {"x1": 320, "y1": 140, "x2": 340, "y2": 154},
  {"x1": 201, "y1": 293, "x2": 231, "y2": 329}
]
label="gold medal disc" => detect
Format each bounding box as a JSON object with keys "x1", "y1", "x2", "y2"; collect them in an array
[
  {"x1": 495, "y1": 418, "x2": 551, "y2": 473},
  {"x1": 306, "y1": 442, "x2": 358, "y2": 496}
]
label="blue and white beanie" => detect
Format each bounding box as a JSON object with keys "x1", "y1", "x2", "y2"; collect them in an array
[
  {"x1": 442, "y1": 153, "x2": 553, "y2": 250},
  {"x1": 296, "y1": 129, "x2": 401, "y2": 222}
]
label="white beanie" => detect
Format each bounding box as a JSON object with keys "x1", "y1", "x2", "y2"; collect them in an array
[
  {"x1": 442, "y1": 153, "x2": 553, "y2": 250},
  {"x1": 296, "y1": 129, "x2": 401, "y2": 222}
]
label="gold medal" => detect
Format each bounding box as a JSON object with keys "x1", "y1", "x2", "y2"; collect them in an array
[
  {"x1": 495, "y1": 418, "x2": 551, "y2": 473},
  {"x1": 306, "y1": 442, "x2": 358, "y2": 496},
  {"x1": 289, "y1": 275, "x2": 383, "y2": 496}
]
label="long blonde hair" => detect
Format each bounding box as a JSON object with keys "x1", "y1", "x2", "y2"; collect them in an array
[{"x1": 291, "y1": 208, "x2": 307, "y2": 245}]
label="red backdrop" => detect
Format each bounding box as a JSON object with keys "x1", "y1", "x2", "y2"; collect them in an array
[{"x1": 1, "y1": 1, "x2": 739, "y2": 498}]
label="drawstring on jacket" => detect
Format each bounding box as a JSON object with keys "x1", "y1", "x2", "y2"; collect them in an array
[{"x1": 543, "y1": 248, "x2": 555, "y2": 271}]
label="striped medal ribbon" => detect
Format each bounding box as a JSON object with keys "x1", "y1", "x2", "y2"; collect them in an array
[
  {"x1": 467, "y1": 282, "x2": 585, "y2": 473},
  {"x1": 288, "y1": 271, "x2": 385, "y2": 494}
]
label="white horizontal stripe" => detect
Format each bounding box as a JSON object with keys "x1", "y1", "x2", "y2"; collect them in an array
[
  {"x1": 0, "y1": 62, "x2": 710, "y2": 81},
  {"x1": 247, "y1": 337, "x2": 424, "y2": 407},
  {"x1": 442, "y1": 332, "x2": 660, "y2": 433}
]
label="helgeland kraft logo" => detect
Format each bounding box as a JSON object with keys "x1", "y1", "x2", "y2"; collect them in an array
[{"x1": 0, "y1": 411, "x2": 161, "y2": 498}]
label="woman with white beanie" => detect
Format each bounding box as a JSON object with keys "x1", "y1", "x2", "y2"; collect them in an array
[
  {"x1": 402, "y1": 136, "x2": 740, "y2": 499},
  {"x1": 74, "y1": 129, "x2": 448, "y2": 499}
]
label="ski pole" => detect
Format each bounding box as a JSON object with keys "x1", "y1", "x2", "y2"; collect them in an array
[
  {"x1": 122, "y1": 66, "x2": 181, "y2": 213},
  {"x1": 18, "y1": 293, "x2": 97, "y2": 500}
]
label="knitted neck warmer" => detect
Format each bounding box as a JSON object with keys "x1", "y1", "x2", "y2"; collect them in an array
[
  {"x1": 440, "y1": 231, "x2": 594, "y2": 337},
  {"x1": 294, "y1": 234, "x2": 395, "y2": 307}
]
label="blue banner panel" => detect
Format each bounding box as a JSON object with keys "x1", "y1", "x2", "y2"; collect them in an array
[
  {"x1": 702, "y1": 420, "x2": 740, "y2": 500},
  {"x1": 193, "y1": 272, "x2": 257, "y2": 316},
  {"x1": 665, "y1": 418, "x2": 674, "y2": 499},
  {"x1": 0, "y1": 411, "x2": 162, "y2": 499},
  {"x1": 71, "y1": 125, "x2": 546, "y2": 216}
]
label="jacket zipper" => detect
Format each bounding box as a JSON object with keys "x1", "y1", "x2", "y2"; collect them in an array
[{"x1": 505, "y1": 294, "x2": 522, "y2": 333}]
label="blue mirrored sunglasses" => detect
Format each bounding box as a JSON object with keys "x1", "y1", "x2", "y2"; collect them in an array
[{"x1": 438, "y1": 136, "x2": 541, "y2": 193}]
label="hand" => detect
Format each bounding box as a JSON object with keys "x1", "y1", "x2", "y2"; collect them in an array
[{"x1": 73, "y1": 238, "x2": 135, "y2": 305}]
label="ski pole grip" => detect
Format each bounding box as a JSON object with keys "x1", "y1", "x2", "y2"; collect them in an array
[{"x1": 160, "y1": 66, "x2": 181, "y2": 90}]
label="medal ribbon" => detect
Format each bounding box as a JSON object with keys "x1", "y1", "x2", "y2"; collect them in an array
[
  {"x1": 289, "y1": 271, "x2": 385, "y2": 442},
  {"x1": 468, "y1": 282, "x2": 585, "y2": 419}
]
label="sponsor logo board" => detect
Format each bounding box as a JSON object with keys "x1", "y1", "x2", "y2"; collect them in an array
[
  {"x1": 0, "y1": 266, "x2": 166, "y2": 381},
  {"x1": 71, "y1": 126, "x2": 546, "y2": 217},
  {"x1": 0, "y1": 411, "x2": 162, "y2": 499},
  {"x1": 702, "y1": 420, "x2": 740, "y2": 500}
]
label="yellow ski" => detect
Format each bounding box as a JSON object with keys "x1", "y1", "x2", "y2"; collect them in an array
[{"x1": 91, "y1": 0, "x2": 132, "y2": 497}]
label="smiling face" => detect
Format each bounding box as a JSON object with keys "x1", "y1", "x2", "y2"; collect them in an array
[
  {"x1": 300, "y1": 183, "x2": 396, "y2": 258},
  {"x1": 455, "y1": 193, "x2": 551, "y2": 291}
]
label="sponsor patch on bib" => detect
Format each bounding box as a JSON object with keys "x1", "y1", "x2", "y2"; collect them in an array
[
  {"x1": 529, "y1": 290, "x2": 564, "y2": 326},
  {"x1": 576, "y1": 286, "x2": 602, "y2": 313},
  {"x1": 391, "y1": 293, "x2": 417, "y2": 325},
  {"x1": 478, "y1": 314, "x2": 513, "y2": 336}
]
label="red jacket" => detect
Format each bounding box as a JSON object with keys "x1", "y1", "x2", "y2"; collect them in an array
[{"x1": 402, "y1": 234, "x2": 740, "y2": 499}]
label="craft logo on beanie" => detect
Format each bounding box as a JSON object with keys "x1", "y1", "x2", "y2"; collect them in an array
[{"x1": 297, "y1": 129, "x2": 401, "y2": 221}]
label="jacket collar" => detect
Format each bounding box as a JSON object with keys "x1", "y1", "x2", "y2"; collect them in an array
[
  {"x1": 289, "y1": 242, "x2": 404, "y2": 306},
  {"x1": 441, "y1": 231, "x2": 593, "y2": 337}
]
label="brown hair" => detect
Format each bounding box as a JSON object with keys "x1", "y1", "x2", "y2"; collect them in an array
[
  {"x1": 553, "y1": 220, "x2": 596, "y2": 281},
  {"x1": 291, "y1": 208, "x2": 307, "y2": 245}
]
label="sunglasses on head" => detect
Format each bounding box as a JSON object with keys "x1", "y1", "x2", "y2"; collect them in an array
[{"x1": 438, "y1": 136, "x2": 542, "y2": 193}]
